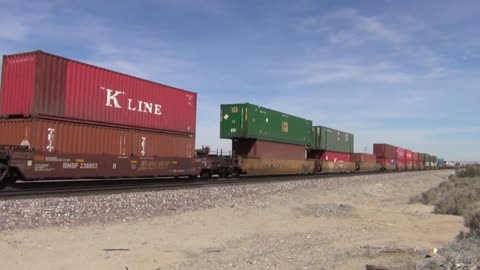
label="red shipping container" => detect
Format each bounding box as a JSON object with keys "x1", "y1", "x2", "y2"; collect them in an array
[
  {"x1": 396, "y1": 147, "x2": 405, "y2": 160},
  {"x1": 412, "y1": 152, "x2": 419, "y2": 161},
  {"x1": 0, "y1": 51, "x2": 196, "y2": 134},
  {"x1": 373, "y1": 143, "x2": 396, "y2": 159},
  {"x1": 233, "y1": 139, "x2": 306, "y2": 160},
  {"x1": 405, "y1": 150, "x2": 413, "y2": 161},
  {"x1": 417, "y1": 160, "x2": 424, "y2": 169},
  {"x1": 351, "y1": 153, "x2": 376, "y2": 163},
  {"x1": 0, "y1": 118, "x2": 195, "y2": 157},
  {"x1": 376, "y1": 157, "x2": 396, "y2": 170},
  {"x1": 307, "y1": 150, "x2": 351, "y2": 162},
  {"x1": 397, "y1": 158, "x2": 406, "y2": 170}
]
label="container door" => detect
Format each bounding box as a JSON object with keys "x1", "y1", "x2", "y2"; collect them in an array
[{"x1": 220, "y1": 104, "x2": 246, "y2": 138}]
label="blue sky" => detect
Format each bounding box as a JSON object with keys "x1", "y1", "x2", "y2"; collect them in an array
[{"x1": 1, "y1": 0, "x2": 479, "y2": 161}]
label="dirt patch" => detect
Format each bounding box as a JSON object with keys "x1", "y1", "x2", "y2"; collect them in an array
[
  {"x1": 0, "y1": 171, "x2": 464, "y2": 270},
  {"x1": 297, "y1": 203, "x2": 355, "y2": 218}
]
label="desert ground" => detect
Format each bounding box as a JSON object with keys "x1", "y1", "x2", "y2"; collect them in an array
[{"x1": 0, "y1": 170, "x2": 464, "y2": 270}]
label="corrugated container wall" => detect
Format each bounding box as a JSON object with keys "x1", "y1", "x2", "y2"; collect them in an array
[
  {"x1": 233, "y1": 139, "x2": 306, "y2": 160},
  {"x1": 0, "y1": 51, "x2": 197, "y2": 135},
  {"x1": 310, "y1": 126, "x2": 354, "y2": 153},
  {"x1": 220, "y1": 103, "x2": 312, "y2": 146},
  {"x1": 0, "y1": 118, "x2": 195, "y2": 157},
  {"x1": 373, "y1": 144, "x2": 397, "y2": 159}
]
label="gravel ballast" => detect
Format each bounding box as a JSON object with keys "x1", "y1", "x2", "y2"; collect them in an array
[{"x1": 0, "y1": 172, "x2": 438, "y2": 231}]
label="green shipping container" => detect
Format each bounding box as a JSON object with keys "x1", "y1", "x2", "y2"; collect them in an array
[
  {"x1": 310, "y1": 126, "x2": 354, "y2": 153},
  {"x1": 220, "y1": 103, "x2": 312, "y2": 146},
  {"x1": 423, "y1": 153, "x2": 430, "y2": 165}
]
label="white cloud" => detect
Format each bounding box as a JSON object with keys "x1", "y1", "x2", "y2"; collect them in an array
[
  {"x1": 288, "y1": 61, "x2": 413, "y2": 85},
  {"x1": 305, "y1": 8, "x2": 407, "y2": 47}
]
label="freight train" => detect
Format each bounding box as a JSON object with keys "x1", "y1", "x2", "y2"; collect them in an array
[{"x1": 0, "y1": 50, "x2": 444, "y2": 189}]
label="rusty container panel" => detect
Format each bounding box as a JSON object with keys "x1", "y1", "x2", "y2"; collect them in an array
[
  {"x1": 130, "y1": 132, "x2": 195, "y2": 158},
  {"x1": 233, "y1": 139, "x2": 306, "y2": 160},
  {"x1": 238, "y1": 158, "x2": 314, "y2": 175},
  {"x1": 0, "y1": 51, "x2": 196, "y2": 135},
  {"x1": 357, "y1": 162, "x2": 381, "y2": 172},
  {"x1": 373, "y1": 143, "x2": 396, "y2": 159},
  {"x1": 0, "y1": 118, "x2": 194, "y2": 157},
  {"x1": 316, "y1": 160, "x2": 356, "y2": 173},
  {"x1": 351, "y1": 153, "x2": 376, "y2": 163}
]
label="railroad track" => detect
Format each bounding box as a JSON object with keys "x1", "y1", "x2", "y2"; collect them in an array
[{"x1": 0, "y1": 170, "x2": 448, "y2": 199}]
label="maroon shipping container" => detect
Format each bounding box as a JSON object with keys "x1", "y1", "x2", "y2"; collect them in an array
[
  {"x1": 413, "y1": 152, "x2": 419, "y2": 161},
  {"x1": 0, "y1": 118, "x2": 195, "y2": 157},
  {"x1": 0, "y1": 51, "x2": 197, "y2": 134},
  {"x1": 233, "y1": 139, "x2": 306, "y2": 160},
  {"x1": 373, "y1": 143, "x2": 397, "y2": 159},
  {"x1": 351, "y1": 153, "x2": 376, "y2": 163}
]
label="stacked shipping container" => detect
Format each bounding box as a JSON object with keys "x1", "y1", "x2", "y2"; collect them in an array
[
  {"x1": 0, "y1": 118, "x2": 195, "y2": 157},
  {"x1": 308, "y1": 126, "x2": 355, "y2": 173},
  {"x1": 405, "y1": 150, "x2": 413, "y2": 170},
  {"x1": 373, "y1": 144, "x2": 397, "y2": 171},
  {"x1": 0, "y1": 50, "x2": 198, "y2": 177},
  {"x1": 351, "y1": 153, "x2": 380, "y2": 172},
  {"x1": 310, "y1": 126, "x2": 354, "y2": 153},
  {"x1": 232, "y1": 139, "x2": 306, "y2": 160},
  {"x1": 412, "y1": 152, "x2": 417, "y2": 169},
  {"x1": 423, "y1": 153, "x2": 431, "y2": 169},
  {"x1": 417, "y1": 153, "x2": 424, "y2": 169},
  {"x1": 220, "y1": 103, "x2": 312, "y2": 146},
  {"x1": 0, "y1": 51, "x2": 197, "y2": 135},
  {"x1": 220, "y1": 103, "x2": 315, "y2": 175},
  {"x1": 374, "y1": 144, "x2": 439, "y2": 171}
]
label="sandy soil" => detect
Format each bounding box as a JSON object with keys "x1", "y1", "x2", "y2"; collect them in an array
[{"x1": 0, "y1": 171, "x2": 464, "y2": 270}]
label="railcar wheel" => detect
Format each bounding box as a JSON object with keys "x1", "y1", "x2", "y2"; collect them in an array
[{"x1": 0, "y1": 163, "x2": 10, "y2": 189}]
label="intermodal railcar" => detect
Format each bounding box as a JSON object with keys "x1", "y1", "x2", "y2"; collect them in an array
[{"x1": 0, "y1": 50, "x2": 444, "y2": 189}]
